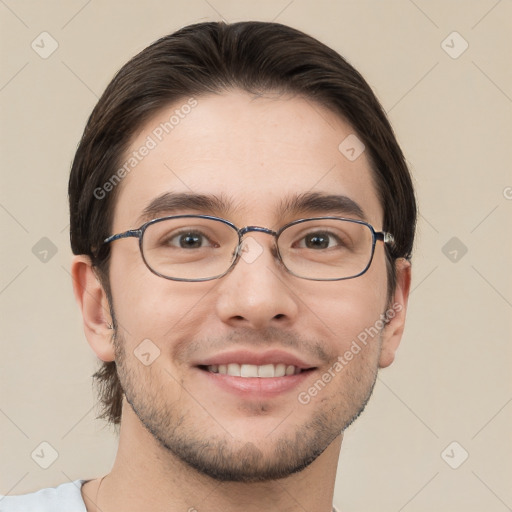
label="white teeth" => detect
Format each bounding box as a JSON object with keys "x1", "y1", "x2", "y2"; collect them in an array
[
  {"x1": 274, "y1": 363, "x2": 286, "y2": 377},
  {"x1": 206, "y1": 363, "x2": 303, "y2": 378},
  {"x1": 258, "y1": 364, "x2": 275, "y2": 378},
  {"x1": 227, "y1": 363, "x2": 240, "y2": 376},
  {"x1": 241, "y1": 364, "x2": 258, "y2": 377}
]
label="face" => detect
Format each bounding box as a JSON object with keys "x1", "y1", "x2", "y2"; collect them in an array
[{"x1": 105, "y1": 90, "x2": 402, "y2": 482}]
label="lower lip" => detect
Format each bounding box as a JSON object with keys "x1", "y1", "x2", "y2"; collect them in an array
[{"x1": 196, "y1": 367, "x2": 315, "y2": 398}]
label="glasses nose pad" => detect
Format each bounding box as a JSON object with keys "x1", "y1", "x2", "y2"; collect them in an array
[{"x1": 232, "y1": 241, "x2": 243, "y2": 260}]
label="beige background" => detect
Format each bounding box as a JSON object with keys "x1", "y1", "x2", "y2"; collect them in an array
[{"x1": 1, "y1": 1, "x2": 511, "y2": 511}]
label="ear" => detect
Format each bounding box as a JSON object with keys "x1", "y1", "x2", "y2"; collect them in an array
[
  {"x1": 71, "y1": 255, "x2": 115, "y2": 362},
  {"x1": 379, "y1": 258, "x2": 412, "y2": 368}
]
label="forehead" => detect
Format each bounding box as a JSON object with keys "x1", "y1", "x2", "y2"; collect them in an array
[{"x1": 111, "y1": 90, "x2": 382, "y2": 231}]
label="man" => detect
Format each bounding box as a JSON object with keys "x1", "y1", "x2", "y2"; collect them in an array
[{"x1": 1, "y1": 20, "x2": 415, "y2": 511}]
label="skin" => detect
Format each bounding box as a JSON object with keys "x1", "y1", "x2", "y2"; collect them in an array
[{"x1": 72, "y1": 90, "x2": 411, "y2": 512}]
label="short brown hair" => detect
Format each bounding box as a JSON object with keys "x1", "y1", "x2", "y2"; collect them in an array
[{"x1": 69, "y1": 21, "x2": 416, "y2": 427}]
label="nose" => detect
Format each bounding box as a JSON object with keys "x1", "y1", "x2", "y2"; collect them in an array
[{"x1": 214, "y1": 233, "x2": 300, "y2": 330}]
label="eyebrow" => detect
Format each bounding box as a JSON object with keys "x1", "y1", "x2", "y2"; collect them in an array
[
  {"x1": 136, "y1": 192, "x2": 234, "y2": 225},
  {"x1": 278, "y1": 192, "x2": 367, "y2": 221},
  {"x1": 135, "y1": 191, "x2": 367, "y2": 226}
]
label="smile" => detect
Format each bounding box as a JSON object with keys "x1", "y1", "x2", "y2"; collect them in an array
[{"x1": 204, "y1": 363, "x2": 305, "y2": 377}]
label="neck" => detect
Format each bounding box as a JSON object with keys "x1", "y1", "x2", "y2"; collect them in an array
[{"x1": 91, "y1": 400, "x2": 342, "y2": 512}]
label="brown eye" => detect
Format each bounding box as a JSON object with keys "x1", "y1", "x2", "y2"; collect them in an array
[
  {"x1": 178, "y1": 232, "x2": 203, "y2": 248},
  {"x1": 164, "y1": 230, "x2": 214, "y2": 249},
  {"x1": 304, "y1": 232, "x2": 331, "y2": 249},
  {"x1": 295, "y1": 231, "x2": 343, "y2": 250}
]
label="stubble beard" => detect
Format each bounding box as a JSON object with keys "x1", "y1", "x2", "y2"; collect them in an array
[{"x1": 111, "y1": 326, "x2": 379, "y2": 483}]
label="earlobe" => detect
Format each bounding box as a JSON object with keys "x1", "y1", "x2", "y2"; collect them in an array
[
  {"x1": 71, "y1": 255, "x2": 115, "y2": 362},
  {"x1": 379, "y1": 258, "x2": 412, "y2": 369}
]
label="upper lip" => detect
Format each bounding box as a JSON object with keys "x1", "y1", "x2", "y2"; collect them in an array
[{"x1": 194, "y1": 349, "x2": 318, "y2": 370}]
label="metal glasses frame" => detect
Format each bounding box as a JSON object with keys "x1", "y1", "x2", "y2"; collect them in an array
[{"x1": 103, "y1": 214, "x2": 395, "y2": 282}]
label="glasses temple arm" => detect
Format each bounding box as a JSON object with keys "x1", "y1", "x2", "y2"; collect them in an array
[{"x1": 103, "y1": 229, "x2": 141, "y2": 244}]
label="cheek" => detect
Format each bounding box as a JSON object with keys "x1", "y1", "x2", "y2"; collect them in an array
[
  {"x1": 303, "y1": 262, "x2": 387, "y2": 368},
  {"x1": 330, "y1": 298, "x2": 383, "y2": 354},
  {"x1": 109, "y1": 251, "x2": 217, "y2": 351},
  {"x1": 108, "y1": 249, "x2": 173, "y2": 339},
  {"x1": 307, "y1": 260, "x2": 388, "y2": 354}
]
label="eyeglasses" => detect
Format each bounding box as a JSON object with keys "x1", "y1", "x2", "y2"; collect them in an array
[{"x1": 103, "y1": 215, "x2": 395, "y2": 282}]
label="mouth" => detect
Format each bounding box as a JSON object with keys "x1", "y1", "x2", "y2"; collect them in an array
[
  {"x1": 198, "y1": 363, "x2": 313, "y2": 378},
  {"x1": 194, "y1": 350, "x2": 318, "y2": 397}
]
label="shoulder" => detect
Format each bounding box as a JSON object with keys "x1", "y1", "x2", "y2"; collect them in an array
[{"x1": 0, "y1": 479, "x2": 87, "y2": 512}]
